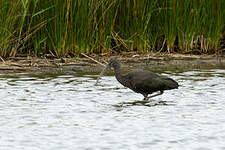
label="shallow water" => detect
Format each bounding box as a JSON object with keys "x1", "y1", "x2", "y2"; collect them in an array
[{"x1": 0, "y1": 68, "x2": 225, "y2": 150}]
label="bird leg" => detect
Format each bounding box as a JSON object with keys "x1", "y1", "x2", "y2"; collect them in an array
[{"x1": 144, "y1": 91, "x2": 164, "y2": 101}]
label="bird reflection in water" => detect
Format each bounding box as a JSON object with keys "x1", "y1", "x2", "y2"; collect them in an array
[{"x1": 113, "y1": 99, "x2": 176, "y2": 107}]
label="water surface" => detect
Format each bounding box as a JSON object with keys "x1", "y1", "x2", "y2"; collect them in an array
[{"x1": 0, "y1": 68, "x2": 225, "y2": 150}]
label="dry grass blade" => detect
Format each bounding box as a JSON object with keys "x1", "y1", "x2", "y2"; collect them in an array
[{"x1": 81, "y1": 53, "x2": 106, "y2": 67}]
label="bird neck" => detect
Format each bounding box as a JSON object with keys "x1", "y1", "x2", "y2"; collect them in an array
[{"x1": 113, "y1": 64, "x2": 124, "y2": 83}]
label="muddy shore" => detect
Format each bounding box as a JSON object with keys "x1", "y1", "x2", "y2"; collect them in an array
[{"x1": 0, "y1": 53, "x2": 224, "y2": 74}]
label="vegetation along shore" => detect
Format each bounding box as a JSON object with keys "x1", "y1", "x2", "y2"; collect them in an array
[
  {"x1": 0, "y1": 1, "x2": 224, "y2": 74},
  {"x1": 1, "y1": 0, "x2": 225, "y2": 58}
]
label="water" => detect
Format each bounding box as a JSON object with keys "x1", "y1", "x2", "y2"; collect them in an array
[{"x1": 0, "y1": 68, "x2": 225, "y2": 150}]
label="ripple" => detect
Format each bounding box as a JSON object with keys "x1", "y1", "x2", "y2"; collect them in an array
[{"x1": 0, "y1": 69, "x2": 225, "y2": 150}]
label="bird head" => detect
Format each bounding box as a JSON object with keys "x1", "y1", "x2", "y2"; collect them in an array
[
  {"x1": 95, "y1": 57, "x2": 121, "y2": 85},
  {"x1": 107, "y1": 57, "x2": 120, "y2": 70}
]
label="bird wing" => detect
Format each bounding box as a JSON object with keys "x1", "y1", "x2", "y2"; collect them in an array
[
  {"x1": 126, "y1": 71, "x2": 163, "y2": 93},
  {"x1": 124, "y1": 71, "x2": 178, "y2": 94}
]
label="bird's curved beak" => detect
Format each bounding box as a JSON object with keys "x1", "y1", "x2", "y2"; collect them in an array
[{"x1": 95, "y1": 63, "x2": 110, "y2": 85}]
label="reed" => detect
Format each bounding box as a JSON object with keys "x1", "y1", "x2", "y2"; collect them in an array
[{"x1": 0, "y1": 0, "x2": 224, "y2": 57}]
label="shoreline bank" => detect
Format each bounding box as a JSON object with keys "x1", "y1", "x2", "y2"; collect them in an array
[{"x1": 0, "y1": 53, "x2": 224, "y2": 74}]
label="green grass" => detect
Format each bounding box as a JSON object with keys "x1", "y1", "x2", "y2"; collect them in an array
[{"x1": 0, "y1": 0, "x2": 224, "y2": 58}]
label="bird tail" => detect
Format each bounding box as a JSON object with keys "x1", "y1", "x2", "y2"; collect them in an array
[{"x1": 165, "y1": 78, "x2": 179, "y2": 90}]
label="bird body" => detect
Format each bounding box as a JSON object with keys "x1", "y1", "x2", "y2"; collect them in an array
[
  {"x1": 97, "y1": 57, "x2": 179, "y2": 100},
  {"x1": 123, "y1": 71, "x2": 177, "y2": 90}
]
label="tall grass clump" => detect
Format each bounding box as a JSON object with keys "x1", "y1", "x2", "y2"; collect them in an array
[
  {"x1": 0, "y1": 0, "x2": 50, "y2": 57},
  {"x1": 0, "y1": 0, "x2": 225, "y2": 58},
  {"x1": 175, "y1": 0, "x2": 225, "y2": 53},
  {"x1": 0, "y1": 0, "x2": 22, "y2": 57}
]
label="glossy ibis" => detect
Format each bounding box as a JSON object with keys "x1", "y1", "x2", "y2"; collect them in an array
[{"x1": 96, "y1": 57, "x2": 179, "y2": 100}]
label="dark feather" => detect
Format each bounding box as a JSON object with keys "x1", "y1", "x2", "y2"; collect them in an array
[{"x1": 104, "y1": 57, "x2": 179, "y2": 99}]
